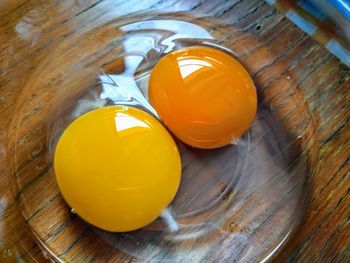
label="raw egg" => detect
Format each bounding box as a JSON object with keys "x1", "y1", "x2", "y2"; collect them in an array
[
  {"x1": 54, "y1": 106, "x2": 181, "y2": 232},
  {"x1": 149, "y1": 46, "x2": 257, "y2": 149}
]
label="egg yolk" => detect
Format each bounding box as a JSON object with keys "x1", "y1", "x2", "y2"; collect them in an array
[
  {"x1": 54, "y1": 106, "x2": 181, "y2": 232},
  {"x1": 149, "y1": 46, "x2": 257, "y2": 149}
]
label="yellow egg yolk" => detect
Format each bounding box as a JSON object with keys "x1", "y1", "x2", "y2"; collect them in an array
[
  {"x1": 54, "y1": 106, "x2": 181, "y2": 232},
  {"x1": 149, "y1": 46, "x2": 257, "y2": 149}
]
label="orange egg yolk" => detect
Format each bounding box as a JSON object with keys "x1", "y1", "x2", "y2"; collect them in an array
[
  {"x1": 54, "y1": 106, "x2": 181, "y2": 232},
  {"x1": 149, "y1": 46, "x2": 257, "y2": 149}
]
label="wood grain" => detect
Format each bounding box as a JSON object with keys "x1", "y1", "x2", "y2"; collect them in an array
[{"x1": 0, "y1": 0, "x2": 349, "y2": 262}]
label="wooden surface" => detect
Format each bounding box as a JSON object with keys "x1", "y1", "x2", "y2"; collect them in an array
[{"x1": 0, "y1": 0, "x2": 349, "y2": 262}]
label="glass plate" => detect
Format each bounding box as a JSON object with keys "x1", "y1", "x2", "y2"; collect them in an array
[{"x1": 6, "y1": 11, "x2": 319, "y2": 263}]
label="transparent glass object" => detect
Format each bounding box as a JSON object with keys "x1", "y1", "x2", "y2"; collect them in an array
[{"x1": 7, "y1": 12, "x2": 319, "y2": 262}]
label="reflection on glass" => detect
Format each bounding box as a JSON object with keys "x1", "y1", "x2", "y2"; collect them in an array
[{"x1": 120, "y1": 20, "x2": 214, "y2": 52}]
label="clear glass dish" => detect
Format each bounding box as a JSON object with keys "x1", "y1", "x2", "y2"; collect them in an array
[{"x1": 6, "y1": 11, "x2": 319, "y2": 262}]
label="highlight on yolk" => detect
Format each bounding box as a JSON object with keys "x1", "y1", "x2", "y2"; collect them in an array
[
  {"x1": 54, "y1": 106, "x2": 181, "y2": 232},
  {"x1": 149, "y1": 46, "x2": 257, "y2": 149}
]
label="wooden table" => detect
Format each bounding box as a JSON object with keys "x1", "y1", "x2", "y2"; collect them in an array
[{"x1": 0, "y1": 0, "x2": 349, "y2": 262}]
